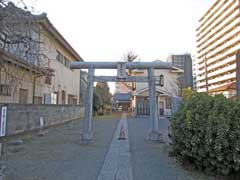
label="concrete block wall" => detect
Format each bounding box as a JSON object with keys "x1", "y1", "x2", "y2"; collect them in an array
[{"x1": 0, "y1": 104, "x2": 84, "y2": 136}]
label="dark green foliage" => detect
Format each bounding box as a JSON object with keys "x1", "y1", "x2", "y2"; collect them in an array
[
  {"x1": 93, "y1": 91, "x2": 102, "y2": 113},
  {"x1": 170, "y1": 91, "x2": 240, "y2": 177},
  {"x1": 93, "y1": 82, "x2": 112, "y2": 115},
  {"x1": 95, "y1": 82, "x2": 112, "y2": 105}
]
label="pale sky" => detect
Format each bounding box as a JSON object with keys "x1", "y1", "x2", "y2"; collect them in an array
[{"x1": 31, "y1": 0, "x2": 212, "y2": 93}]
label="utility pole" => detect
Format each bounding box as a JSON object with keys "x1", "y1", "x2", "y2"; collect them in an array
[{"x1": 204, "y1": 54, "x2": 209, "y2": 95}]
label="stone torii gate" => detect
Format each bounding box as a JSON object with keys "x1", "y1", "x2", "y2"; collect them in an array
[{"x1": 70, "y1": 61, "x2": 173, "y2": 141}]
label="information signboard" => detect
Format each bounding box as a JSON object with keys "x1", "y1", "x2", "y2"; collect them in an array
[{"x1": 0, "y1": 106, "x2": 7, "y2": 137}]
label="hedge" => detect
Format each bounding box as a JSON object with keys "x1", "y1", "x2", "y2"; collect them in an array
[{"x1": 170, "y1": 91, "x2": 240, "y2": 177}]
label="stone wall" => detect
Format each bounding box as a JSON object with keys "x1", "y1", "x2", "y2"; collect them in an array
[{"x1": 0, "y1": 104, "x2": 84, "y2": 136}]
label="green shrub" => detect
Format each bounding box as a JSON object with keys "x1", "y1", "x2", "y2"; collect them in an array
[{"x1": 170, "y1": 92, "x2": 240, "y2": 176}]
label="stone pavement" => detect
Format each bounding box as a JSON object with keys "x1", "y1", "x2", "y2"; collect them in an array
[
  {"x1": 97, "y1": 114, "x2": 132, "y2": 180},
  {"x1": 2, "y1": 114, "x2": 214, "y2": 180},
  {"x1": 128, "y1": 116, "x2": 214, "y2": 180},
  {"x1": 3, "y1": 116, "x2": 120, "y2": 180}
]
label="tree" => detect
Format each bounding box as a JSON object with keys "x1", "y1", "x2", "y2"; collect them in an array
[
  {"x1": 121, "y1": 51, "x2": 139, "y2": 92},
  {"x1": 92, "y1": 91, "x2": 102, "y2": 114},
  {"x1": 122, "y1": 50, "x2": 139, "y2": 63},
  {"x1": 95, "y1": 82, "x2": 112, "y2": 105},
  {"x1": 93, "y1": 82, "x2": 112, "y2": 114},
  {"x1": 0, "y1": 1, "x2": 51, "y2": 102}
]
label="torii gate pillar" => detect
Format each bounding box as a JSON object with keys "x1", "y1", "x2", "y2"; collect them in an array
[
  {"x1": 81, "y1": 68, "x2": 94, "y2": 141},
  {"x1": 148, "y1": 68, "x2": 163, "y2": 141},
  {"x1": 70, "y1": 61, "x2": 171, "y2": 142}
]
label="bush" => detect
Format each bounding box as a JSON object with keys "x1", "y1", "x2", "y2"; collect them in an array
[{"x1": 170, "y1": 91, "x2": 240, "y2": 177}]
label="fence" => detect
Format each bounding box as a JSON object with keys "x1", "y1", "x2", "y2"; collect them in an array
[{"x1": 0, "y1": 104, "x2": 84, "y2": 137}]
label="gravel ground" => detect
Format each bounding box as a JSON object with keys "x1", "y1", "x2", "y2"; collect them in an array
[
  {"x1": 3, "y1": 115, "x2": 215, "y2": 180},
  {"x1": 128, "y1": 117, "x2": 215, "y2": 180},
  {"x1": 3, "y1": 116, "x2": 119, "y2": 180}
]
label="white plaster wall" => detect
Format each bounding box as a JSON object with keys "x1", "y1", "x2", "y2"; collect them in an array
[
  {"x1": 0, "y1": 64, "x2": 35, "y2": 103},
  {"x1": 0, "y1": 26, "x2": 80, "y2": 104},
  {"x1": 135, "y1": 69, "x2": 180, "y2": 96},
  {"x1": 39, "y1": 29, "x2": 80, "y2": 104}
]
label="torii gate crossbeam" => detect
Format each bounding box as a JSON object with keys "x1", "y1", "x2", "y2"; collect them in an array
[{"x1": 70, "y1": 61, "x2": 173, "y2": 141}]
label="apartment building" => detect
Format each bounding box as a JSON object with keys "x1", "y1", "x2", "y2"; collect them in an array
[
  {"x1": 192, "y1": 56, "x2": 197, "y2": 91},
  {"x1": 195, "y1": 0, "x2": 240, "y2": 97},
  {"x1": 167, "y1": 54, "x2": 193, "y2": 89}
]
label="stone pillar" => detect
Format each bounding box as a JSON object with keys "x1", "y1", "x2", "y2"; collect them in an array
[
  {"x1": 81, "y1": 68, "x2": 94, "y2": 141},
  {"x1": 148, "y1": 68, "x2": 163, "y2": 141}
]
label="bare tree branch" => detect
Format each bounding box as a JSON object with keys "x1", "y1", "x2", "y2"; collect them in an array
[
  {"x1": 0, "y1": 0, "x2": 50, "y2": 97},
  {"x1": 120, "y1": 51, "x2": 140, "y2": 92},
  {"x1": 122, "y1": 50, "x2": 139, "y2": 62}
]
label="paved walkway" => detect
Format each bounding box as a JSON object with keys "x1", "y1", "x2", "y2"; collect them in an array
[
  {"x1": 4, "y1": 116, "x2": 120, "y2": 180},
  {"x1": 97, "y1": 114, "x2": 132, "y2": 180},
  {"x1": 128, "y1": 116, "x2": 214, "y2": 180},
  {"x1": 3, "y1": 114, "x2": 214, "y2": 180}
]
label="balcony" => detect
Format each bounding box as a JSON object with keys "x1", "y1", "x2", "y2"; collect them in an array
[
  {"x1": 208, "y1": 72, "x2": 236, "y2": 84},
  {"x1": 196, "y1": 75, "x2": 206, "y2": 81},
  {"x1": 197, "y1": 81, "x2": 207, "y2": 87},
  {"x1": 206, "y1": 34, "x2": 240, "y2": 59},
  {"x1": 197, "y1": 0, "x2": 227, "y2": 33},
  {"x1": 196, "y1": 61, "x2": 206, "y2": 71},
  {"x1": 197, "y1": 10, "x2": 240, "y2": 49},
  {"x1": 197, "y1": 0, "x2": 237, "y2": 39},
  {"x1": 196, "y1": 68, "x2": 206, "y2": 76},
  {"x1": 207, "y1": 63, "x2": 236, "y2": 78},
  {"x1": 205, "y1": 43, "x2": 240, "y2": 66},
  {"x1": 207, "y1": 55, "x2": 235, "y2": 71},
  {"x1": 197, "y1": 26, "x2": 240, "y2": 59},
  {"x1": 197, "y1": 88, "x2": 207, "y2": 93}
]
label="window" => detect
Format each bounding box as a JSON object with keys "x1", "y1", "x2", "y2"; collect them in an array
[
  {"x1": 62, "y1": 90, "x2": 66, "y2": 104},
  {"x1": 54, "y1": 92, "x2": 59, "y2": 104},
  {"x1": 19, "y1": 89, "x2": 28, "y2": 104},
  {"x1": 159, "y1": 75, "x2": 164, "y2": 87},
  {"x1": 45, "y1": 75, "x2": 52, "y2": 85},
  {"x1": 56, "y1": 50, "x2": 71, "y2": 68},
  {"x1": 165, "y1": 97, "x2": 172, "y2": 109},
  {"x1": 68, "y1": 94, "x2": 77, "y2": 105},
  {"x1": 0, "y1": 84, "x2": 11, "y2": 96},
  {"x1": 34, "y1": 96, "x2": 43, "y2": 104},
  {"x1": 56, "y1": 50, "x2": 64, "y2": 64},
  {"x1": 56, "y1": 50, "x2": 61, "y2": 62},
  {"x1": 64, "y1": 57, "x2": 70, "y2": 68}
]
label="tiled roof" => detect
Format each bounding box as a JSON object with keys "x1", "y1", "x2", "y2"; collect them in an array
[
  {"x1": 209, "y1": 82, "x2": 236, "y2": 93},
  {"x1": 113, "y1": 93, "x2": 131, "y2": 101}
]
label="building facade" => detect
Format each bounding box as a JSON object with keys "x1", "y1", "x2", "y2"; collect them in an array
[
  {"x1": 195, "y1": 0, "x2": 240, "y2": 97},
  {"x1": 167, "y1": 54, "x2": 193, "y2": 90},
  {"x1": 192, "y1": 56, "x2": 197, "y2": 91},
  {"x1": 114, "y1": 78, "x2": 133, "y2": 111},
  {"x1": 115, "y1": 82, "x2": 132, "y2": 93},
  {"x1": 132, "y1": 61, "x2": 183, "y2": 117},
  {"x1": 79, "y1": 70, "x2": 88, "y2": 105},
  {"x1": 0, "y1": 4, "x2": 83, "y2": 104},
  {"x1": 112, "y1": 93, "x2": 131, "y2": 111}
]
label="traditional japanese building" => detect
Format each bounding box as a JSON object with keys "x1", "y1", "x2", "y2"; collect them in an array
[{"x1": 132, "y1": 60, "x2": 183, "y2": 117}]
